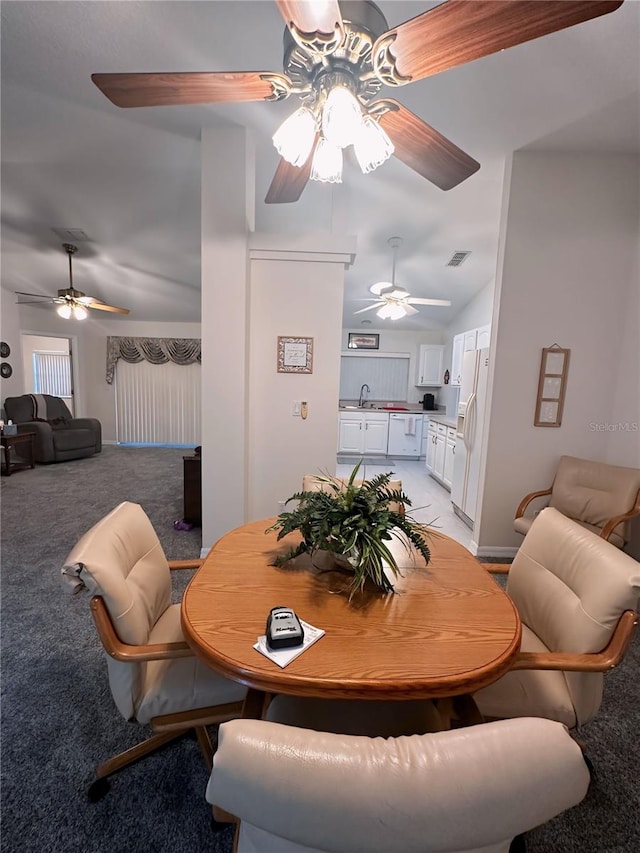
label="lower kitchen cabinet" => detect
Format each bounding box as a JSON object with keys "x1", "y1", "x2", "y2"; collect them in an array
[
  {"x1": 425, "y1": 419, "x2": 456, "y2": 491},
  {"x1": 338, "y1": 412, "x2": 389, "y2": 454}
]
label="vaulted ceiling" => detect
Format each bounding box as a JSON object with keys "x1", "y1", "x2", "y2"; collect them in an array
[{"x1": 2, "y1": 1, "x2": 638, "y2": 330}]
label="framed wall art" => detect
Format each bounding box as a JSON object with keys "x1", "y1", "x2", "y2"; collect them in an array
[
  {"x1": 347, "y1": 333, "x2": 379, "y2": 350},
  {"x1": 534, "y1": 344, "x2": 570, "y2": 427},
  {"x1": 277, "y1": 336, "x2": 313, "y2": 374}
]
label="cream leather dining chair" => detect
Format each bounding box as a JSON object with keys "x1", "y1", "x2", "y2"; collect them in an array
[
  {"x1": 476, "y1": 507, "x2": 640, "y2": 729},
  {"x1": 302, "y1": 473, "x2": 405, "y2": 513},
  {"x1": 62, "y1": 501, "x2": 246, "y2": 799},
  {"x1": 513, "y1": 455, "x2": 640, "y2": 548},
  {"x1": 206, "y1": 716, "x2": 590, "y2": 853}
]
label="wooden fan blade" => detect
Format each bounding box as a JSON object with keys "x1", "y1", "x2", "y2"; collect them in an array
[
  {"x1": 91, "y1": 71, "x2": 292, "y2": 108},
  {"x1": 275, "y1": 1, "x2": 344, "y2": 54},
  {"x1": 87, "y1": 301, "x2": 130, "y2": 315},
  {"x1": 374, "y1": 1, "x2": 623, "y2": 84},
  {"x1": 15, "y1": 290, "x2": 51, "y2": 299},
  {"x1": 378, "y1": 99, "x2": 480, "y2": 190},
  {"x1": 407, "y1": 298, "x2": 452, "y2": 306},
  {"x1": 353, "y1": 303, "x2": 383, "y2": 315},
  {"x1": 265, "y1": 152, "x2": 313, "y2": 204}
]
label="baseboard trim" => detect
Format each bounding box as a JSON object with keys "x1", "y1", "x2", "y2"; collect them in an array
[{"x1": 475, "y1": 546, "x2": 519, "y2": 559}]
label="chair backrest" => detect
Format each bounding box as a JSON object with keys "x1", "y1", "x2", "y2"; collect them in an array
[
  {"x1": 62, "y1": 501, "x2": 171, "y2": 720},
  {"x1": 207, "y1": 716, "x2": 590, "y2": 853},
  {"x1": 4, "y1": 393, "x2": 72, "y2": 423},
  {"x1": 549, "y1": 455, "x2": 640, "y2": 540},
  {"x1": 507, "y1": 507, "x2": 640, "y2": 725},
  {"x1": 302, "y1": 475, "x2": 404, "y2": 513}
]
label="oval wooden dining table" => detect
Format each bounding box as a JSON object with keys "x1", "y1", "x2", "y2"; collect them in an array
[{"x1": 181, "y1": 519, "x2": 521, "y2": 718}]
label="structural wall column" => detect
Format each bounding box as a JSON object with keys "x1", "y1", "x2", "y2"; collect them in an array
[{"x1": 201, "y1": 126, "x2": 255, "y2": 549}]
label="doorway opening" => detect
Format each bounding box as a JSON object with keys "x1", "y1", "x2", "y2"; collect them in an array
[{"x1": 21, "y1": 334, "x2": 75, "y2": 414}]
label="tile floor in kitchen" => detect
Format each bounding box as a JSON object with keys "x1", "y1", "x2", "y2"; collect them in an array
[{"x1": 335, "y1": 458, "x2": 473, "y2": 551}]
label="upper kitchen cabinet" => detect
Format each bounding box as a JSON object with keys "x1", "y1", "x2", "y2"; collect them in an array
[
  {"x1": 451, "y1": 326, "x2": 491, "y2": 386},
  {"x1": 451, "y1": 335, "x2": 464, "y2": 387},
  {"x1": 415, "y1": 345, "x2": 444, "y2": 387}
]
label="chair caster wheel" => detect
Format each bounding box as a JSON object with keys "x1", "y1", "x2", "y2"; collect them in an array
[{"x1": 88, "y1": 777, "x2": 111, "y2": 802}]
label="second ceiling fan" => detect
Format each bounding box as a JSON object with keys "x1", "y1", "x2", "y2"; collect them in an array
[
  {"x1": 355, "y1": 237, "x2": 451, "y2": 320},
  {"x1": 91, "y1": 1, "x2": 623, "y2": 204}
]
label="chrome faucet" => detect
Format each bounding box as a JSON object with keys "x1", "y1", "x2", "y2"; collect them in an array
[{"x1": 358, "y1": 383, "x2": 370, "y2": 408}]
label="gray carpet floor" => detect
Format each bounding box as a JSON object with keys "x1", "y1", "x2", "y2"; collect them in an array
[{"x1": 1, "y1": 446, "x2": 639, "y2": 852}]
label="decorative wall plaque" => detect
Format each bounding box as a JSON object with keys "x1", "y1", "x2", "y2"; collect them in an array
[
  {"x1": 534, "y1": 344, "x2": 570, "y2": 427},
  {"x1": 277, "y1": 336, "x2": 313, "y2": 374}
]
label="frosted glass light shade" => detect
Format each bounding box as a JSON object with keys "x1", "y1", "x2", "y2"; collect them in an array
[
  {"x1": 377, "y1": 302, "x2": 407, "y2": 320},
  {"x1": 353, "y1": 115, "x2": 394, "y2": 174},
  {"x1": 310, "y1": 138, "x2": 343, "y2": 183},
  {"x1": 72, "y1": 304, "x2": 88, "y2": 320},
  {"x1": 56, "y1": 303, "x2": 72, "y2": 319},
  {"x1": 272, "y1": 107, "x2": 317, "y2": 166},
  {"x1": 321, "y1": 86, "x2": 362, "y2": 149}
]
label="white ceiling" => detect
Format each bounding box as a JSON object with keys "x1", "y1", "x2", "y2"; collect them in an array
[{"x1": 2, "y1": 1, "x2": 638, "y2": 331}]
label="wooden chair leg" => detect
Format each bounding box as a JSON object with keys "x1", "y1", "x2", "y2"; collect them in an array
[
  {"x1": 95, "y1": 729, "x2": 185, "y2": 781},
  {"x1": 195, "y1": 725, "x2": 214, "y2": 771}
]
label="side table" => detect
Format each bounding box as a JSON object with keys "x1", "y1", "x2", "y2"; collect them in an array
[
  {"x1": 1, "y1": 432, "x2": 36, "y2": 476},
  {"x1": 183, "y1": 450, "x2": 202, "y2": 525}
]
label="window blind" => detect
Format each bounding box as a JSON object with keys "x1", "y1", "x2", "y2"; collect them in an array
[{"x1": 115, "y1": 359, "x2": 201, "y2": 446}]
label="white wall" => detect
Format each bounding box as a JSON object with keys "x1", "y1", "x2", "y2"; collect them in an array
[
  {"x1": 478, "y1": 151, "x2": 640, "y2": 552},
  {"x1": 248, "y1": 257, "x2": 345, "y2": 519}
]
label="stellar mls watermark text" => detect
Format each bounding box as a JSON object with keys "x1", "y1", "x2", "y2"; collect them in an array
[{"x1": 589, "y1": 422, "x2": 639, "y2": 432}]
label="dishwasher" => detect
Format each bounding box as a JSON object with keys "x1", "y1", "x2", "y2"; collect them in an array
[{"x1": 387, "y1": 413, "x2": 423, "y2": 456}]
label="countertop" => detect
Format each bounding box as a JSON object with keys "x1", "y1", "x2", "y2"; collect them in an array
[{"x1": 339, "y1": 401, "x2": 447, "y2": 415}]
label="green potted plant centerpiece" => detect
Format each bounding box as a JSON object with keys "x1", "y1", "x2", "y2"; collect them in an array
[{"x1": 266, "y1": 461, "x2": 433, "y2": 598}]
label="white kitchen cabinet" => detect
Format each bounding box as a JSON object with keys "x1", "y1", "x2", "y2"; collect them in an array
[
  {"x1": 415, "y1": 345, "x2": 444, "y2": 386},
  {"x1": 363, "y1": 413, "x2": 389, "y2": 454},
  {"x1": 443, "y1": 427, "x2": 456, "y2": 489},
  {"x1": 476, "y1": 324, "x2": 491, "y2": 349},
  {"x1": 338, "y1": 412, "x2": 389, "y2": 454},
  {"x1": 426, "y1": 419, "x2": 456, "y2": 492},
  {"x1": 450, "y1": 326, "x2": 491, "y2": 386},
  {"x1": 420, "y1": 415, "x2": 429, "y2": 457},
  {"x1": 432, "y1": 422, "x2": 447, "y2": 481},
  {"x1": 425, "y1": 421, "x2": 437, "y2": 473},
  {"x1": 451, "y1": 334, "x2": 464, "y2": 386}
]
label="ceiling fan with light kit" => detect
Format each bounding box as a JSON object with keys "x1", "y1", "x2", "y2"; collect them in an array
[
  {"x1": 91, "y1": 0, "x2": 623, "y2": 204},
  {"x1": 15, "y1": 243, "x2": 130, "y2": 320},
  {"x1": 355, "y1": 236, "x2": 451, "y2": 320}
]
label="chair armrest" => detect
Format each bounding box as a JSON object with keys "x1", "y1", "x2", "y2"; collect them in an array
[
  {"x1": 484, "y1": 563, "x2": 511, "y2": 575},
  {"x1": 511, "y1": 610, "x2": 637, "y2": 673},
  {"x1": 168, "y1": 559, "x2": 203, "y2": 571},
  {"x1": 514, "y1": 488, "x2": 552, "y2": 520},
  {"x1": 599, "y1": 490, "x2": 640, "y2": 541},
  {"x1": 90, "y1": 596, "x2": 194, "y2": 662},
  {"x1": 17, "y1": 422, "x2": 54, "y2": 459}
]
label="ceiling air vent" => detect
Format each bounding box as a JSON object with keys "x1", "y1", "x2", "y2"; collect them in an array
[
  {"x1": 51, "y1": 227, "x2": 91, "y2": 242},
  {"x1": 446, "y1": 251, "x2": 471, "y2": 267}
]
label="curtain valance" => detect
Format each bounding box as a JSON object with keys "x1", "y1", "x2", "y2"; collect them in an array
[{"x1": 106, "y1": 336, "x2": 201, "y2": 384}]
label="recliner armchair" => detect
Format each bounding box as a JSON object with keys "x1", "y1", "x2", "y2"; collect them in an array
[
  {"x1": 3, "y1": 393, "x2": 101, "y2": 463},
  {"x1": 514, "y1": 454, "x2": 640, "y2": 548}
]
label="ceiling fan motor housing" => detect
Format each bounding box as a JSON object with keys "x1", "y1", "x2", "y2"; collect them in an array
[{"x1": 283, "y1": 0, "x2": 388, "y2": 105}]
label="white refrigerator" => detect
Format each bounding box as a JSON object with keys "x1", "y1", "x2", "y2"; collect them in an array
[{"x1": 451, "y1": 348, "x2": 489, "y2": 528}]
